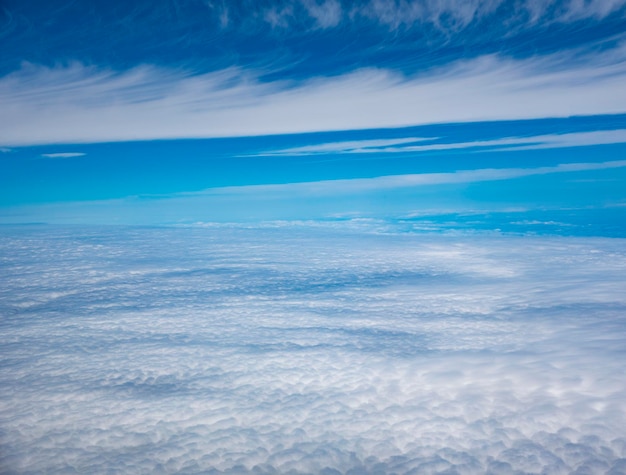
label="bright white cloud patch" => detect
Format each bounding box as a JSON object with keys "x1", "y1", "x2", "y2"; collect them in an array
[{"x1": 1, "y1": 224, "x2": 625, "y2": 474}]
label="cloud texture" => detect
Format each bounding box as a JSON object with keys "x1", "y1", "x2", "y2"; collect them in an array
[
  {"x1": 1, "y1": 224, "x2": 625, "y2": 473},
  {"x1": 2, "y1": 0, "x2": 626, "y2": 146},
  {"x1": 2, "y1": 45, "x2": 626, "y2": 145}
]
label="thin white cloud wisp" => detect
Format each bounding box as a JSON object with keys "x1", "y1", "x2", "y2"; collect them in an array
[
  {"x1": 203, "y1": 159, "x2": 626, "y2": 196},
  {"x1": 253, "y1": 130, "x2": 626, "y2": 156},
  {"x1": 40, "y1": 152, "x2": 86, "y2": 158}
]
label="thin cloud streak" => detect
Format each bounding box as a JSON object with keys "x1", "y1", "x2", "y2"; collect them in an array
[
  {"x1": 40, "y1": 152, "x2": 86, "y2": 158},
  {"x1": 253, "y1": 137, "x2": 436, "y2": 156},
  {"x1": 2, "y1": 43, "x2": 626, "y2": 146},
  {"x1": 357, "y1": 129, "x2": 626, "y2": 153},
  {"x1": 204, "y1": 159, "x2": 626, "y2": 196},
  {"x1": 254, "y1": 129, "x2": 626, "y2": 156},
  {"x1": 3, "y1": 159, "x2": 623, "y2": 225}
]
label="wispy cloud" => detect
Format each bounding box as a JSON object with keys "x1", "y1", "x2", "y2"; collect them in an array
[
  {"x1": 485, "y1": 129, "x2": 626, "y2": 151},
  {"x1": 205, "y1": 159, "x2": 626, "y2": 197},
  {"x1": 264, "y1": 0, "x2": 343, "y2": 29},
  {"x1": 40, "y1": 152, "x2": 86, "y2": 158},
  {"x1": 301, "y1": 0, "x2": 342, "y2": 28},
  {"x1": 2, "y1": 41, "x2": 626, "y2": 146},
  {"x1": 254, "y1": 129, "x2": 626, "y2": 156},
  {"x1": 5, "y1": 158, "x2": 623, "y2": 225},
  {"x1": 254, "y1": 137, "x2": 436, "y2": 156},
  {"x1": 257, "y1": 0, "x2": 626, "y2": 31}
]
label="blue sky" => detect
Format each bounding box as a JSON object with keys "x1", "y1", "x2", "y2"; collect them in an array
[
  {"x1": 3, "y1": 4, "x2": 626, "y2": 473},
  {"x1": 1, "y1": 0, "x2": 626, "y2": 230}
]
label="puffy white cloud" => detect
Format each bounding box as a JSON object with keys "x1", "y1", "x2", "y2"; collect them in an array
[{"x1": 0, "y1": 224, "x2": 625, "y2": 473}]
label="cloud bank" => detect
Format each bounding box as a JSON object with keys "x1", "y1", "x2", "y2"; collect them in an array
[
  {"x1": 2, "y1": 42, "x2": 626, "y2": 145},
  {"x1": 1, "y1": 225, "x2": 625, "y2": 473}
]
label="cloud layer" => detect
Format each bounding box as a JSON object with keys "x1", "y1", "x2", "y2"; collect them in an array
[
  {"x1": 1, "y1": 224, "x2": 625, "y2": 473},
  {"x1": 3, "y1": 0, "x2": 626, "y2": 146},
  {"x1": 2, "y1": 42, "x2": 626, "y2": 146}
]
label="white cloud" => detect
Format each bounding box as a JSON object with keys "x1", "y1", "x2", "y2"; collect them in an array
[
  {"x1": 354, "y1": 0, "x2": 502, "y2": 31},
  {"x1": 1, "y1": 226, "x2": 625, "y2": 473},
  {"x1": 272, "y1": 0, "x2": 626, "y2": 31},
  {"x1": 255, "y1": 129, "x2": 626, "y2": 156},
  {"x1": 301, "y1": 0, "x2": 343, "y2": 28},
  {"x1": 365, "y1": 129, "x2": 626, "y2": 153},
  {"x1": 557, "y1": 0, "x2": 626, "y2": 20},
  {"x1": 2, "y1": 42, "x2": 626, "y2": 146},
  {"x1": 40, "y1": 152, "x2": 86, "y2": 158},
  {"x1": 254, "y1": 136, "x2": 436, "y2": 155},
  {"x1": 485, "y1": 129, "x2": 626, "y2": 151},
  {"x1": 203, "y1": 159, "x2": 626, "y2": 196},
  {"x1": 264, "y1": 3, "x2": 296, "y2": 28}
]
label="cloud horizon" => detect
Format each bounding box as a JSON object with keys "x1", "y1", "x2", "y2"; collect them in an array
[{"x1": 3, "y1": 3, "x2": 626, "y2": 473}]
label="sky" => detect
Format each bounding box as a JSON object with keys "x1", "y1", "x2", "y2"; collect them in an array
[
  {"x1": 2, "y1": 1, "x2": 626, "y2": 474},
  {"x1": 1, "y1": 0, "x2": 626, "y2": 229}
]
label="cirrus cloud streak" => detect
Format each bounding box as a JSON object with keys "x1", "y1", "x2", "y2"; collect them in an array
[{"x1": 2, "y1": 42, "x2": 626, "y2": 146}]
